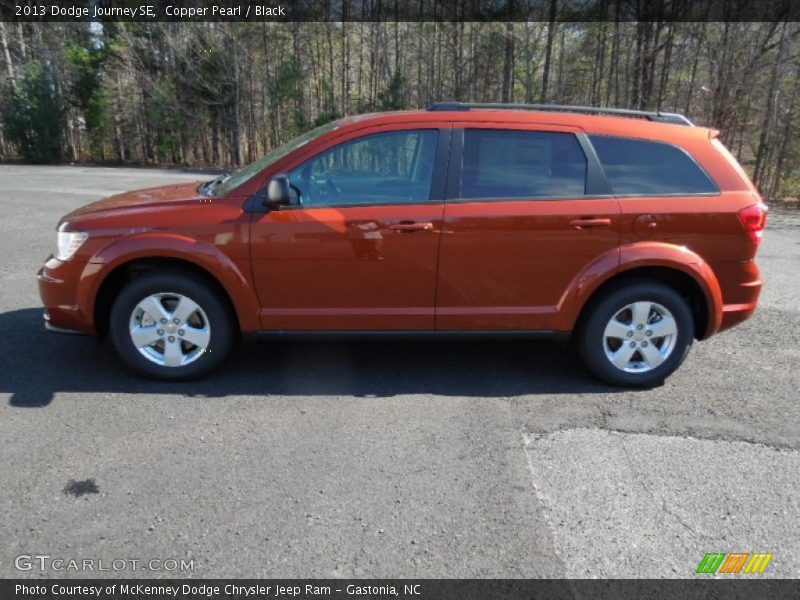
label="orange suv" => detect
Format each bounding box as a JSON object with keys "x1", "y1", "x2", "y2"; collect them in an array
[{"x1": 38, "y1": 102, "x2": 766, "y2": 386}]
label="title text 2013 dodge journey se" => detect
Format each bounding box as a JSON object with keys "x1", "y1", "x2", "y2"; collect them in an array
[{"x1": 38, "y1": 103, "x2": 767, "y2": 386}]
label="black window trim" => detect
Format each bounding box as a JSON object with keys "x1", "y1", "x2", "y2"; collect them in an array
[
  {"x1": 444, "y1": 127, "x2": 614, "y2": 203},
  {"x1": 247, "y1": 127, "x2": 452, "y2": 212},
  {"x1": 586, "y1": 133, "x2": 721, "y2": 198}
]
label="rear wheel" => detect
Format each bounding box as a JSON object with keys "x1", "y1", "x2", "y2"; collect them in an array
[
  {"x1": 577, "y1": 280, "x2": 694, "y2": 387},
  {"x1": 109, "y1": 270, "x2": 234, "y2": 380}
]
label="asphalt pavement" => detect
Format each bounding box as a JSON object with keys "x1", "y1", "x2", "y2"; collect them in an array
[{"x1": 0, "y1": 164, "x2": 798, "y2": 579}]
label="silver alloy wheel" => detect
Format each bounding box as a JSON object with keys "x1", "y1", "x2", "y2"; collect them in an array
[
  {"x1": 602, "y1": 301, "x2": 678, "y2": 373},
  {"x1": 128, "y1": 292, "x2": 210, "y2": 367}
]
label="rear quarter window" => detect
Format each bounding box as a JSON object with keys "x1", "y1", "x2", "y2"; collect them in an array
[{"x1": 588, "y1": 135, "x2": 718, "y2": 196}]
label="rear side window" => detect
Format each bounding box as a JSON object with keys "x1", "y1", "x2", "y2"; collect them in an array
[
  {"x1": 589, "y1": 135, "x2": 718, "y2": 195},
  {"x1": 460, "y1": 130, "x2": 587, "y2": 199}
]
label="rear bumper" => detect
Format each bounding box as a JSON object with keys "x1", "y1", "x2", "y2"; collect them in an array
[
  {"x1": 715, "y1": 259, "x2": 763, "y2": 334},
  {"x1": 719, "y1": 301, "x2": 760, "y2": 332},
  {"x1": 37, "y1": 257, "x2": 95, "y2": 335}
]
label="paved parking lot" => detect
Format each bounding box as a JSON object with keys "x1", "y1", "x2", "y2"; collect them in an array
[{"x1": 0, "y1": 165, "x2": 798, "y2": 578}]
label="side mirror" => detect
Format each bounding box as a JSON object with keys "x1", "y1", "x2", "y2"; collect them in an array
[{"x1": 263, "y1": 174, "x2": 297, "y2": 208}]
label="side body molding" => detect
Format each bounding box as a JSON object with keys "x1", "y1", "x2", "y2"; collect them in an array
[{"x1": 78, "y1": 232, "x2": 262, "y2": 332}]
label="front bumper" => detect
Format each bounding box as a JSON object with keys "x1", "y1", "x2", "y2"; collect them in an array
[
  {"x1": 37, "y1": 256, "x2": 95, "y2": 335},
  {"x1": 43, "y1": 312, "x2": 86, "y2": 335}
]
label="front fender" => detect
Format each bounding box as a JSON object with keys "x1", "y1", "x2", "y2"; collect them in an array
[
  {"x1": 77, "y1": 232, "x2": 261, "y2": 332},
  {"x1": 555, "y1": 242, "x2": 723, "y2": 339}
]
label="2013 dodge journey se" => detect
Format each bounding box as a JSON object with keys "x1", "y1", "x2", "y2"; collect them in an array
[{"x1": 38, "y1": 102, "x2": 766, "y2": 386}]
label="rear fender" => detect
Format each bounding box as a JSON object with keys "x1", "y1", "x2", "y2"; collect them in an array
[{"x1": 555, "y1": 242, "x2": 723, "y2": 339}]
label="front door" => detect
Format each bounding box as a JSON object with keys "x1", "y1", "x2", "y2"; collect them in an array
[
  {"x1": 436, "y1": 124, "x2": 621, "y2": 331},
  {"x1": 250, "y1": 128, "x2": 448, "y2": 330}
]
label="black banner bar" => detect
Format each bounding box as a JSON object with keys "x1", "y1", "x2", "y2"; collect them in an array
[
  {"x1": 3, "y1": 580, "x2": 800, "y2": 600},
  {"x1": 0, "y1": 0, "x2": 799, "y2": 23}
]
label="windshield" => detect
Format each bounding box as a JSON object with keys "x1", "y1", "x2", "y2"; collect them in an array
[{"x1": 210, "y1": 120, "x2": 341, "y2": 197}]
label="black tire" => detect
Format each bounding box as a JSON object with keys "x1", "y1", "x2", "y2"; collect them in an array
[
  {"x1": 109, "y1": 269, "x2": 235, "y2": 380},
  {"x1": 577, "y1": 279, "x2": 694, "y2": 387}
]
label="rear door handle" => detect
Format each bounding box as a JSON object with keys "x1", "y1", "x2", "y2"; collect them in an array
[
  {"x1": 389, "y1": 222, "x2": 434, "y2": 232},
  {"x1": 569, "y1": 217, "x2": 612, "y2": 229}
]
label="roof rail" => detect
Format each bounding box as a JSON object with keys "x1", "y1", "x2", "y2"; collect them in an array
[{"x1": 426, "y1": 102, "x2": 694, "y2": 127}]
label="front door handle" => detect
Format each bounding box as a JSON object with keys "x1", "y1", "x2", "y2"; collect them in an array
[
  {"x1": 389, "y1": 222, "x2": 434, "y2": 232},
  {"x1": 569, "y1": 217, "x2": 612, "y2": 229}
]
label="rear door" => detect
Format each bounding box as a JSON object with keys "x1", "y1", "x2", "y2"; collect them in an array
[{"x1": 436, "y1": 123, "x2": 621, "y2": 331}]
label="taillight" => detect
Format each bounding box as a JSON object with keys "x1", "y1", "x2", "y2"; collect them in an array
[{"x1": 737, "y1": 203, "x2": 768, "y2": 243}]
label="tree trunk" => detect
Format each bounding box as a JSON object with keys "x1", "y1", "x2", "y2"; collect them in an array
[
  {"x1": 0, "y1": 20, "x2": 17, "y2": 92},
  {"x1": 501, "y1": 22, "x2": 515, "y2": 103},
  {"x1": 540, "y1": 0, "x2": 557, "y2": 103},
  {"x1": 656, "y1": 24, "x2": 674, "y2": 111},
  {"x1": 683, "y1": 24, "x2": 704, "y2": 117},
  {"x1": 608, "y1": 18, "x2": 620, "y2": 105},
  {"x1": 768, "y1": 60, "x2": 800, "y2": 199},
  {"x1": 753, "y1": 22, "x2": 788, "y2": 187}
]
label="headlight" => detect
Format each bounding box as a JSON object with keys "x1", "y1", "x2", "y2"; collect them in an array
[{"x1": 56, "y1": 230, "x2": 88, "y2": 261}]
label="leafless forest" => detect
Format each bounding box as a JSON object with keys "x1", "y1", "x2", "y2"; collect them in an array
[{"x1": 1, "y1": 20, "x2": 799, "y2": 200}]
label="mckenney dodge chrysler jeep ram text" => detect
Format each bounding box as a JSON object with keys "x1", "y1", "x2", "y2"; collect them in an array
[{"x1": 38, "y1": 103, "x2": 766, "y2": 386}]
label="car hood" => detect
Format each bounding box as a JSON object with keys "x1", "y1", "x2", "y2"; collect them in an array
[{"x1": 66, "y1": 181, "x2": 204, "y2": 218}]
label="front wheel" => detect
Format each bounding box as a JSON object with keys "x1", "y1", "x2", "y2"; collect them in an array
[
  {"x1": 577, "y1": 280, "x2": 694, "y2": 387},
  {"x1": 109, "y1": 270, "x2": 235, "y2": 380}
]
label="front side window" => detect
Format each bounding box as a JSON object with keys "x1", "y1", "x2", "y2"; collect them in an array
[
  {"x1": 588, "y1": 135, "x2": 718, "y2": 195},
  {"x1": 460, "y1": 129, "x2": 587, "y2": 199},
  {"x1": 289, "y1": 130, "x2": 439, "y2": 207}
]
